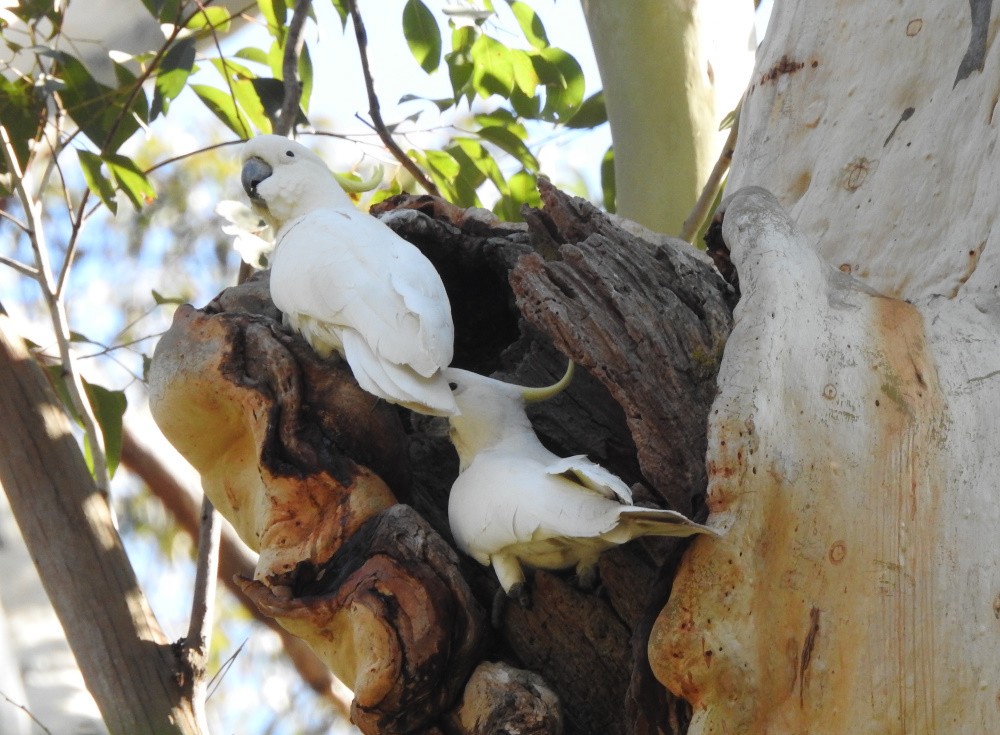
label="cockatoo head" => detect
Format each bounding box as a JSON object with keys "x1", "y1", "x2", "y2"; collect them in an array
[
  {"x1": 444, "y1": 362, "x2": 574, "y2": 468},
  {"x1": 240, "y1": 135, "x2": 353, "y2": 229}
]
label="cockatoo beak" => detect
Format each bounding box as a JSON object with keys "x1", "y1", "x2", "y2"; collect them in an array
[{"x1": 241, "y1": 156, "x2": 273, "y2": 200}]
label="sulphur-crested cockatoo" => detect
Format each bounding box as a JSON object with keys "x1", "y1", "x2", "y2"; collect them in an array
[
  {"x1": 240, "y1": 135, "x2": 458, "y2": 416},
  {"x1": 444, "y1": 362, "x2": 715, "y2": 617}
]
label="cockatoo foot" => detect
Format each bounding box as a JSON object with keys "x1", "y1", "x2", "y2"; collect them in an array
[
  {"x1": 574, "y1": 564, "x2": 599, "y2": 591},
  {"x1": 491, "y1": 587, "x2": 507, "y2": 628}
]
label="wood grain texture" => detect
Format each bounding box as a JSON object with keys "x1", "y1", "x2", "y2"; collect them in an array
[{"x1": 0, "y1": 315, "x2": 198, "y2": 735}]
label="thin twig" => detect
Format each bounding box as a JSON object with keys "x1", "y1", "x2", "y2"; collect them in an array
[
  {"x1": 678, "y1": 101, "x2": 742, "y2": 244},
  {"x1": 0, "y1": 209, "x2": 29, "y2": 232},
  {"x1": 346, "y1": 0, "x2": 439, "y2": 195},
  {"x1": 275, "y1": 0, "x2": 312, "y2": 137},
  {"x1": 0, "y1": 690, "x2": 54, "y2": 735},
  {"x1": 0, "y1": 124, "x2": 110, "y2": 495},
  {"x1": 185, "y1": 494, "x2": 222, "y2": 733},
  {"x1": 0, "y1": 254, "x2": 39, "y2": 278}
]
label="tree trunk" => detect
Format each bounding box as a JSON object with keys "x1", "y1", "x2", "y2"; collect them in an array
[
  {"x1": 649, "y1": 2, "x2": 1000, "y2": 732},
  {"x1": 149, "y1": 185, "x2": 734, "y2": 735},
  {"x1": 579, "y1": 0, "x2": 754, "y2": 233},
  {"x1": 0, "y1": 315, "x2": 200, "y2": 735}
]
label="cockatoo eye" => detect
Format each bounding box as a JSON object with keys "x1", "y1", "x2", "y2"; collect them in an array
[
  {"x1": 285, "y1": 150, "x2": 295, "y2": 157},
  {"x1": 448, "y1": 382, "x2": 458, "y2": 391}
]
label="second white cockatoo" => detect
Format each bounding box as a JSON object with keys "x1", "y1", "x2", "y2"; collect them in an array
[
  {"x1": 240, "y1": 135, "x2": 458, "y2": 416},
  {"x1": 444, "y1": 362, "x2": 716, "y2": 618}
]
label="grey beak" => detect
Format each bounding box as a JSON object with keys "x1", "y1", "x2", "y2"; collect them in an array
[{"x1": 241, "y1": 156, "x2": 273, "y2": 200}]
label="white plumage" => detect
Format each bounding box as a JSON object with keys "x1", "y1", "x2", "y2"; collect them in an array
[
  {"x1": 444, "y1": 365, "x2": 715, "y2": 606},
  {"x1": 240, "y1": 135, "x2": 458, "y2": 416}
]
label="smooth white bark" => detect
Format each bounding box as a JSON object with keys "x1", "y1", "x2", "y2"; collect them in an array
[
  {"x1": 580, "y1": 0, "x2": 754, "y2": 234},
  {"x1": 651, "y1": 2, "x2": 1000, "y2": 730}
]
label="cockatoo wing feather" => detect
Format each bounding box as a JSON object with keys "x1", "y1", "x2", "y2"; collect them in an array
[
  {"x1": 545, "y1": 455, "x2": 634, "y2": 504},
  {"x1": 269, "y1": 209, "x2": 456, "y2": 413}
]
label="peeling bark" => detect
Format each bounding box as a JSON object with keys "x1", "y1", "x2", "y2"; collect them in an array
[{"x1": 150, "y1": 184, "x2": 733, "y2": 734}]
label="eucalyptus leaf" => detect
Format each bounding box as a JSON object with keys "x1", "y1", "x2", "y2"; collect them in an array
[
  {"x1": 192, "y1": 84, "x2": 253, "y2": 139},
  {"x1": 77, "y1": 150, "x2": 117, "y2": 215},
  {"x1": 508, "y1": 1, "x2": 548, "y2": 50},
  {"x1": 402, "y1": 0, "x2": 441, "y2": 74}
]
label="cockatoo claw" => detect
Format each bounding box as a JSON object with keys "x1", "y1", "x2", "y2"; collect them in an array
[
  {"x1": 575, "y1": 563, "x2": 599, "y2": 591},
  {"x1": 510, "y1": 581, "x2": 532, "y2": 609},
  {"x1": 491, "y1": 587, "x2": 508, "y2": 629}
]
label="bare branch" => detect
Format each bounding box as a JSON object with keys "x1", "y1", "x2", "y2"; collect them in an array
[
  {"x1": 0, "y1": 208, "x2": 29, "y2": 232},
  {"x1": 0, "y1": 254, "x2": 39, "y2": 278},
  {"x1": 0, "y1": 315, "x2": 199, "y2": 732},
  {"x1": 346, "y1": 0, "x2": 440, "y2": 196},
  {"x1": 0, "y1": 124, "x2": 110, "y2": 495},
  {"x1": 274, "y1": 0, "x2": 312, "y2": 137},
  {"x1": 184, "y1": 495, "x2": 222, "y2": 733},
  {"x1": 678, "y1": 102, "x2": 741, "y2": 243},
  {"x1": 0, "y1": 690, "x2": 53, "y2": 735}
]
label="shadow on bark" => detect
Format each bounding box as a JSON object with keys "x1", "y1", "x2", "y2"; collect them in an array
[{"x1": 149, "y1": 181, "x2": 733, "y2": 734}]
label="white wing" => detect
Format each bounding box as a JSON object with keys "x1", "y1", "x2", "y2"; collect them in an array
[
  {"x1": 545, "y1": 455, "x2": 634, "y2": 504},
  {"x1": 270, "y1": 208, "x2": 457, "y2": 414}
]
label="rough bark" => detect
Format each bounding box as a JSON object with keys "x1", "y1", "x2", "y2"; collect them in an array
[
  {"x1": 0, "y1": 314, "x2": 199, "y2": 734},
  {"x1": 149, "y1": 184, "x2": 733, "y2": 734}
]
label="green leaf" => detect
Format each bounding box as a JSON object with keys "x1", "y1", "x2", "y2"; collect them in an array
[
  {"x1": 258, "y1": 0, "x2": 286, "y2": 35},
  {"x1": 104, "y1": 154, "x2": 156, "y2": 209},
  {"x1": 508, "y1": 1, "x2": 548, "y2": 49},
  {"x1": 398, "y1": 93, "x2": 454, "y2": 112},
  {"x1": 601, "y1": 145, "x2": 616, "y2": 213},
  {"x1": 475, "y1": 109, "x2": 527, "y2": 139},
  {"x1": 209, "y1": 58, "x2": 273, "y2": 133},
  {"x1": 478, "y1": 125, "x2": 539, "y2": 172},
  {"x1": 453, "y1": 138, "x2": 506, "y2": 193},
  {"x1": 415, "y1": 149, "x2": 480, "y2": 207},
  {"x1": 564, "y1": 90, "x2": 607, "y2": 129},
  {"x1": 152, "y1": 289, "x2": 187, "y2": 305},
  {"x1": 192, "y1": 84, "x2": 253, "y2": 139},
  {"x1": 235, "y1": 47, "x2": 270, "y2": 66},
  {"x1": 509, "y1": 49, "x2": 540, "y2": 98},
  {"x1": 298, "y1": 43, "x2": 314, "y2": 113},
  {"x1": 42, "y1": 367, "x2": 127, "y2": 479},
  {"x1": 77, "y1": 150, "x2": 117, "y2": 215},
  {"x1": 151, "y1": 37, "x2": 195, "y2": 119},
  {"x1": 445, "y1": 26, "x2": 476, "y2": 103},
  {"x1": 508, "y1": 169, "x2": 540, "y2": 206},
  {"x1": 470, "y1": 34, "x2": 513, "y2": 98},
  {"x1": 83, "y1": 381, "x2": 127, "y2": 478},
  {"x1": 402, "y1": 0, "x2": 441, "y2": 74},
  {"x1": 0, "y1": 76, "x2": 43, "y2": 176},
  {"x1": 532, "y1": 47, "x2": 585, "y2": 122},
  {"x1": 57, "y1": 52, "x2": 143, "y2": 152},
  {"x1": 138, "y1": 0, "x2": 181, "y2": 22},
  {"x1": 183, "y1": 6, "x2": 231, "y2": 31}
]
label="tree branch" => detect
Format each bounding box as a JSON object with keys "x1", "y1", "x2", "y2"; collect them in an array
[
  {"x1": 119, "y1": 424, "x2": 352, "y2": 719},
  {"x1": 0, "y1": 125, "x2": 110, "y2": 495},
  {"x1": 346, "y1": 0, "x2": 439, "y2": 195},
  {"x1": 678, "y1": 102, "x2": 741, "y2": 243},
  {"x1": 275, "y1": 0, "x2": 311, "y2": 137},
  {"x1": 184, "y1": 495, "x2": 221, "y2": 733},
  {"x1": 0, "y1": 314, "x2": 199, "y2": 734}
]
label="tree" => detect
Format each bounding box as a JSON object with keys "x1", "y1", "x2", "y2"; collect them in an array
[{"x1": 6, "y1": 0, "x2": 992, "y2": 734}]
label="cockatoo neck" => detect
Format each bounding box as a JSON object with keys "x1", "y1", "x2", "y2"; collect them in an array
[{"x1": 449, "y1": 389, "x2": 538, "y2": 470}]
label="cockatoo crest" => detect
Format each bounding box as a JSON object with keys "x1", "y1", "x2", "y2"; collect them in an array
[{"x1": 240, "y1": 135, "x2": 458, "y2": 416}]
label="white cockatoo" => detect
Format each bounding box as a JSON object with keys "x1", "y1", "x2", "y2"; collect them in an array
[
  {"x1": 444, "y1": 362, "x2": 716, "y2": 618},
  {"x1": 240, "y1": 135, "x2": 458, "y2": 416}
]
